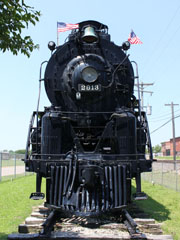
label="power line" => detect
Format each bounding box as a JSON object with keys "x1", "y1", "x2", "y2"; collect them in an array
[
  {"x1": 150, "y1": 113, "x2": 180, "y2": 134},
  {"x1": 149, "y1": 108, "x2": 180, "y2": 120},
  {"x1": 150, "y1": 118, "x2": 172, "y2": 134},
  {"x1": 149, "y1": 116, "x2": 174, "y2": 123},
  {"x1": 141, "y1": 5, "x2": 180, "y2": 80},
  {"x1": 149, "y1": 109, "x2": 180, "y2": 122}
]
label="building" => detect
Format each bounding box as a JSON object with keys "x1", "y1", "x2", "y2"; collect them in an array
[{"x1": 161, "y1": 137, "x2": 180, "y2": 156}]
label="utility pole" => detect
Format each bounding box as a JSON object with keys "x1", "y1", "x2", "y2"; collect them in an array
[
  {"x1": 165, "y1": 102, "x2": 179, "y2": 170},
  {"x1": 135, "y1": 82, "x2": 154, "y2": 111}
]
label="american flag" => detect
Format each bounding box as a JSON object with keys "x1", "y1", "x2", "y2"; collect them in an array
[
  {"x1": 57, "y1": 22, "x2": 79, "y2": 32},
  {"x1": 128, "y1": 30, "x2": 143, "y2": 44}
]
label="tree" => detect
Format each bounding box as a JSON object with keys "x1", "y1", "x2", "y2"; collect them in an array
[
  {"x1": 9, "y1": 150, "x2": 14, "y2": 153},
  {"x1": 152, "y1": 144, "x2": 161, "y2": 154},
  {"x1": 15, "y1": 149, "x2": 26, "y2": 154},
  {"x1": 0, "y1": 0, "x2": 40, "y2": 57}
]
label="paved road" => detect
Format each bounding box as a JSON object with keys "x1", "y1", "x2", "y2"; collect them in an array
[{"x1": 1, "y1": 166, "x2": 25, "y2": 176}]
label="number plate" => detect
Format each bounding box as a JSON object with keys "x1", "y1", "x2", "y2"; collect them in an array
[{"x1": 78, "y1": 84, "x2": 101, "y2": 92}]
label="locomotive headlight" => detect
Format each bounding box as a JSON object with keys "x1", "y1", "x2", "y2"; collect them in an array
[{"x1": 81, "y1": 66, "x2": 98, "y2": 83}]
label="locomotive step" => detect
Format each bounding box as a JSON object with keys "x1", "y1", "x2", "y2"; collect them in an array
[{"x1": 30, "y1": 192, "x2": 45, "y2": 200}]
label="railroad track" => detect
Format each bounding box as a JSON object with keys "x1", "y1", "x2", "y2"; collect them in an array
[{"x1": 8, "y1": 204, "x2": 173, "y2": 240}]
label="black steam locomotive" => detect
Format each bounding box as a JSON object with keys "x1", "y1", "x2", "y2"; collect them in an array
[{"x1": 25, "y1": 20, "x2": 152, "y2": 217}]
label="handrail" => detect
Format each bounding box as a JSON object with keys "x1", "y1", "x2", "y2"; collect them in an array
[
  {"x1": 131, "y1": 61, "x2": 142, "y2": 121},
  {"x1": 25, "y1": 112, "x2": 36, "y2": 160}
]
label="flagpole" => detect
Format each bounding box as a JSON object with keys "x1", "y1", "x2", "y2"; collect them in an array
[{"x1": 57, "y1": 22, "x2": 59, "y2": 46}]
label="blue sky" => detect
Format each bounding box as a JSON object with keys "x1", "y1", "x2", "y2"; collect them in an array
[{"x1": 1, "y1": 0, "x2": 180, "y2": 151}]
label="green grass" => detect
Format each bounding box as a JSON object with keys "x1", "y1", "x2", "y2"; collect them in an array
[
  {"x1": 0, "y1": 175, "x2": 180, "y2": 240},
  {"x1": 156, "y1": 156, "x2": 180, "y2": 160},
  {"x1": 142, "y1": 171, "x2": 180, "y2": 192},
  {"x1": 1, "y1": 172, "x2": 33, "y2": 183},
  {"x1": 134, "y1": 180, "x2": 180, "y2": 240},
  {"x1": 0, "y1": 175, "x2": 45, "y2": 240}
]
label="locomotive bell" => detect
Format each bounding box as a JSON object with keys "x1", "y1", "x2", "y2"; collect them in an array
[{"x1": 82, "y1": 26, "x2": 98, "y2": 43}]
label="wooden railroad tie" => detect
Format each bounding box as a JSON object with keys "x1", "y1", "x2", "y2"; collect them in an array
[{"x1": 17, "y1": 204, "x2": 173, "y2": 240}]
